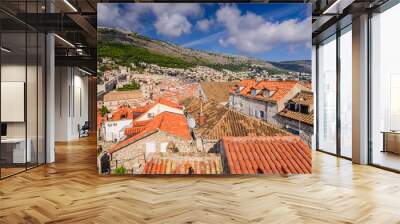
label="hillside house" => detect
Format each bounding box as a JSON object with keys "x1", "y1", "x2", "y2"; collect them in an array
[{"x1": 229, "y1": 80, "x2": 310, "y2": 126}]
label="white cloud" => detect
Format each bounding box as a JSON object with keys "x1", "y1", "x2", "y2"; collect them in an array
[
  {"x1": 97, "y1": 4, "x2": 142, "y2": 31},
  {"x1": 196, "y1": 18, "x2": 213, "y2": 32},
  {"x1": 215, "y1": 5, "x2": 311, "y2": 53},
  {"x1": 98, "y1": 3, "x2": 203, "y2": 38},
  {"x1": 155, "y1": 14, "x2": 192, "y2": 38}
]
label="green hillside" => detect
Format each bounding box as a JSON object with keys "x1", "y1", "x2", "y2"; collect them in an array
[
  {"x1": 98, "y1": 42, "x2": 194, "y2": 69},
  {"x1": 97, "y1": 27, "x2": 311, "y2": 74},
  {"x1": 98, "y1": 41, "x2": 283, "y2": 73}
]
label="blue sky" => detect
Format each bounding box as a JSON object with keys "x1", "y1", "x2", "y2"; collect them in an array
[{"x1": 98, "y1": 3, "x2": 311, "y2": 62}]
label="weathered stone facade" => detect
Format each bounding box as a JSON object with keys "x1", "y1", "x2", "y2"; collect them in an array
[
  {"x1": 275, "y1": 116, "x2": 313, "y2": 146},
  {"x1": 229, "y1": 83, "x2": 311, "y2": 127},
  {"x1": 229, "y1": 94, "x2": 279, "y2": 124},
  {"x1": 110, "y1": 131, "x2": 193, "y2": 174}
]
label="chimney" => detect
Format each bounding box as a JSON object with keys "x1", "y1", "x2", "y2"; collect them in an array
[
  {"x1": 198, "y1": 99, "x2": 206, "y2": 126},
  {"x1": 198, "y1": 114, "x2": 206, "y2": 127}
]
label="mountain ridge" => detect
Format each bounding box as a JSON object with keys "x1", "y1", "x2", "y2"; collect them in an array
[{"x1": 98, "y1": 27, "x2": 311, "y2": 74}]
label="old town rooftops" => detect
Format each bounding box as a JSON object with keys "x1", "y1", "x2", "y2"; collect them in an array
[
  {"x1": 143, "y1": 152, "x2": 223, "y2": 175},
  {"x1": 109, "y1": 111, "x2": 191, "y2": 154},
  {"x1": 222, "y1": 136, "x2": 311, "y2": 175},
  {"x1": 110, "y1": 97, "x2": 182, "y2": 121},
  {"x1": 230, "y1": 80, "x2": 311, "y2": 103},
  {"x1": 181, "y1": 97, "x2": 290, "y2": 140}
]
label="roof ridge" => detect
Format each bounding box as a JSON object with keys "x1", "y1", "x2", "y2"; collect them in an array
[
  {"x1": 227, "y1": 109, "x2": 291, "y2": 136},
  {"x1": 206, "y1": 108, "x2": 230, "y2": 136}
]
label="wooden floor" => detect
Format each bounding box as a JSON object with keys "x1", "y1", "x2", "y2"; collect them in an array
[
  {"x1": 372, "y1": 151, "x2": 400, "y2": 171},
  {"x1": 1, "y1": 136, "x2": 400, "y2": 223}
]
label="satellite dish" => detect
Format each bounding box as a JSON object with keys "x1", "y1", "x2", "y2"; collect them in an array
[{"x1": 188, "y1": 117, "x2": 196, "y2": 129}]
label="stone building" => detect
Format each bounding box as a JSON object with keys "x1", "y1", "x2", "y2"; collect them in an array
[
  {"x1": 229, "y1": 80, "x2": 310, "y2": 126},
  {"x1": 107, "y1": 111, "x2": 193, "y2": 174},
  {"x1": 103, "y1": 90, "x2": 145, "y2": 110},
  {"x1": 181, "y1": 97, "x2": 291, "y2": 153},
  {"x1": 277, "y1": 91, "x2": 314, "y2": 145}
]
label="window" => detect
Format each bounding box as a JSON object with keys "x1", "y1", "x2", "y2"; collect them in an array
[
  {"x1": 259, "y1": 111, "x2": 265, "y2": 119},
  {"x1": 370, "y1": 4, "x2": 400, "y2": 171},
  {"x1": 160, "y1": 142, "x2": 168, "y2": 153},
  {"x1": 235, "y1": 87, "x2": 241, "y2": 93},
  {"x1": 287, "y1": 127, "x2": 300, "y2": 135},
  {"x1": 251, "y1": 89, "x2": 257, "y2": 96},
  {"x1": 300, "y1": 105, "x2": 309, "y2": 114},
  {"x1": 317, "y1": 35, "x2": 337, "y2": 154},
  {"x1": 288, "y1": 103, "x2": 296, "y2": 111},
  {"x1": 145, "y1": 142, "x2": 156, "y2": 157},
  {"x1": 263, "y1": 90, "x2": 270, "y2": 97},
  {"x1": 340, "y1": 26, "x2": 352, "y2": 158}
]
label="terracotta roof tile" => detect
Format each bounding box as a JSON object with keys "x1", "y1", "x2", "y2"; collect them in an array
[
  {"x1": 199, "y1": 81, "x2": 237, "y2": 103},
  {"x1": 111, "y1": 106, "x2": 143, "y2": 121},
  {"x1": 103, "y1": 90, "x2": 143, "y2": 102},
  {"x1": 278, "y1": 109, "x2": 314, "y2": 125},
  {"x1": 278, "y1": 91, "x2": 314, "y2": 125},
  {"x1": 124, "y1": 126, "x2": 147, "y2": 136},
  {"x1": 230, "y1": 80, "x2": 301, "y2": 102},
  {"x1": 132, "y1": 97, "x2": 183, "y2": 122},
  {"x1": 154, "y1": 97, "x2": 183, "y2": 109},
  {"x1": 222, "y1": 136, "x2": 311, "y2": 175},
  {"x1": 290, "y1": 91, "x2": 313, "y2": 106},
  {"x1": 300, "y1": 82, "x2": 312, "y2": 89},
  {"x1": 143, "y1": 152, "x2": 223, "y2": 175},
  {"x1": 109, "y1": 112, "x2": 192, "y2": 154},
  {"x1": 181, "y1": 97, "x2": 290, "y2": 140},
  {"x1": 97, "y1": 113, "x2": 107, "y2": 129}
]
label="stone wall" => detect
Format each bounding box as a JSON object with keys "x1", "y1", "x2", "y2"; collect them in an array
[
  {"x1": 110, "y1": 131, "x2": 193, "y2": 174},
  {"x1": 229, "y1": 94, "x2": 279, "y2": 123},
  {"x1": 276, "y1": 115, "x2": 313, "y2": 145}
]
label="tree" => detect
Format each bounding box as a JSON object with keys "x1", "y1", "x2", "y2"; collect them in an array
[{"x1": 100, "y1": 105, "x2": 110, "y2": 117}]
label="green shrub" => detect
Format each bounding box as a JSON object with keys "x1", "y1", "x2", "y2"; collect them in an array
[
  {"x1": 99, "y1": 105, "x2": 110, "y2": 117},
  {"x1": 117, "y1": 81, "x2": 141, "y2": 91},
  {"x1": 113, "y1": 166, "x2": 127, "y2": 175}
]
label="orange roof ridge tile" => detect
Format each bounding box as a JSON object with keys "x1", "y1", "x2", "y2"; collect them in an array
[
  {"x1": 222, "y1": 136, "x2": 311, "y2": 175},
  {"x1": 109, "y1": 111, "x2": 191, "y2": 154}
]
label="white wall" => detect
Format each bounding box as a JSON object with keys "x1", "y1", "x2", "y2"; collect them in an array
[
  {"x1": 136, "y1": 104, "x2": 183, "y2": 122},
  {"x1": 54, "y1": 67, "x2": 89, "y2": 141},
  {"x1": 104, "y1": 119, "x2": 132, "y2": 142}
]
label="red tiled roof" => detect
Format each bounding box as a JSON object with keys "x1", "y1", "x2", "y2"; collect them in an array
[
  {"x1": 181, "y1": 97, "x2": 290, "y2": 140},
  {"x1": 124, "y1": 126, "x2": 147, "y2": 136},
  {"x1": 154, "y1": 97, "x2": 183, "y2": 109},
  {"x1": 300, "y1": 82, "x2": 312, "y2": 89},
  {"x1": 131, "y1": 97, "x2": 184, "y2": 122},
  {"x1": 278, "y1": 109, "x2": 314, "y2": 125},
  {"x1": 199, "y1": 81, "x2": 237, "y2": 103},
  {"x1": 222, "y1": 136, "x2": 311, "y2": 175},
  {"x1": 131, "y1": 104, "x2": 153, "y2": 113},
  {"x1": 143, "y1": 153, "x2": 222, "y2": 174},
  {"x1": 230, "y1": 80, "x2": 300, "y2": 102},
  {"x1": 278, "y1": 91, "x2": 314, "y2": 125},
  {"x1": 97, "y1": 113, "x2": 107, "y2": 129},
  {"x1": 237, "y1": 79, "x2": 257, "y2": 87},
  {"x1": 109, "y1": 112, "x2": 192, "y2": 154},
  {"x1": 132, "y1": 119, "x2": 152, "y2": 127},
  {"x1": 111, "y1": 106, "x2": 139, "y2": 121}
]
